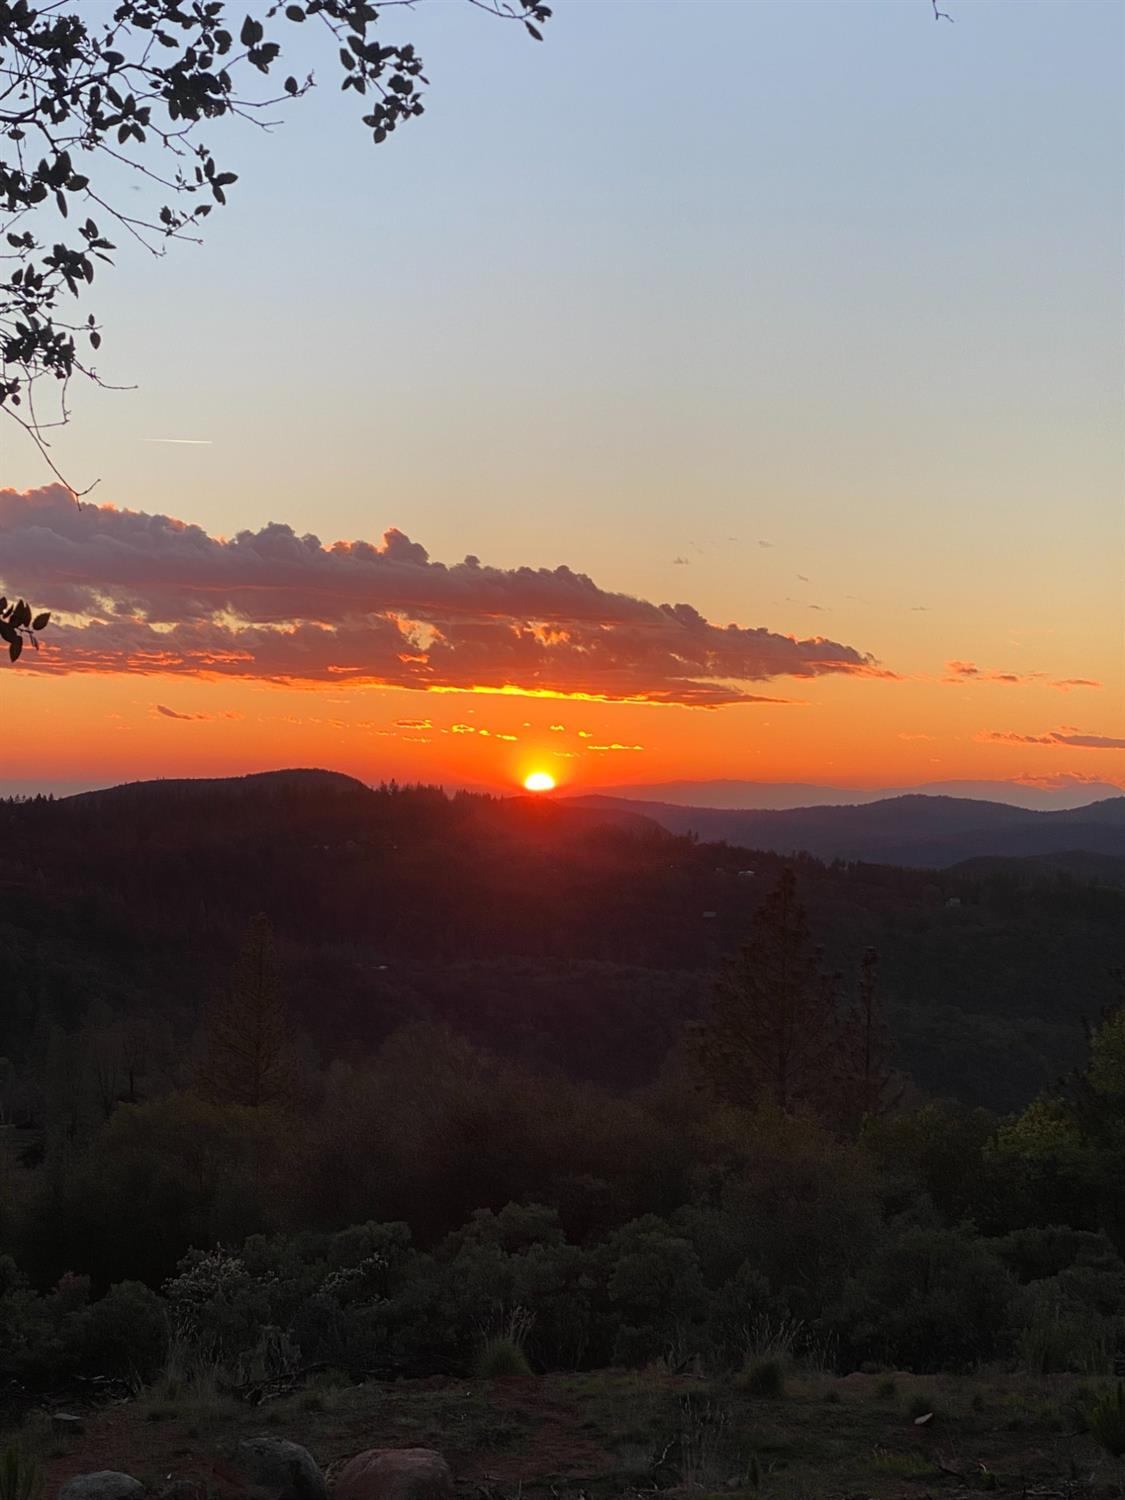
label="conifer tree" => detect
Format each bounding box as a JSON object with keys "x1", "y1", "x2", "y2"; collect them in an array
[
  {"x1": 196, "y1": 915, "x2": 297, "y2": 1109},
  {"x1": 838, "y1": 947, "x2": 901, "y2": 1127},
  {"x1": 692, "y1": 868, "x2": 841, "y2": 1115}
]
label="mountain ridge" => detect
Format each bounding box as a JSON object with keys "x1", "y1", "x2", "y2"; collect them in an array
[{"x1": 566, "y1": 791, "x2": 1125, "y2": 868}]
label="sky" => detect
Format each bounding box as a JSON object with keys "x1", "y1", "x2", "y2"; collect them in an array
[{"x1": 0, "y1": 0, "x2": 1122, "y2": 798}]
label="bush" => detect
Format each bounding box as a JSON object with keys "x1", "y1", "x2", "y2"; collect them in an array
[
  {"x1": 738, "y1": 1357, "x2": 785, "y2": 1398},
  {"x1": 1013, "y1": 1281, "x2": 1113, "y2": 1375},
  {"x1": 0, "y1": 1446, "x2": 41, "y2": 1500},
  {"x1": 80, "y1": 1280, "x2": 168, "y2": 1379},
  {"x1": 1088, "y1": 1383, "x2": 1125, "y2": 1457},
  {"x1": 833, "y1": 1226, "x2": 1015, "y2": 1371},
  {"x1": 474, "y1": 1336, "x2": 532, "y2": 1378},
  {"x1": 875, "y1": 1376, "x2": 897, "y2": 1399}
]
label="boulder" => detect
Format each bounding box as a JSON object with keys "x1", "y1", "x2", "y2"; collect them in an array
[
  {"x1": 335, "y1": 1450, "x2": 452, "y2": 1500},
  {"x1": 59, "y1": 1474, "x2": 144, "y2": 1500},
  {"x1": 236, "y1": 1438, "x2": 327, "y2": 1500},
  {"x1": 156, "y1": 1483, "x2": 209, "y2": 1500}
]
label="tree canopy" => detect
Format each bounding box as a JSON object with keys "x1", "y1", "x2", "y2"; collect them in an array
[{"x1": 0, "y1": 0, "x2": 550, "y2": 471}]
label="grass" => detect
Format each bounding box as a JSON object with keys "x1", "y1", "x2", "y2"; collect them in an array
[
  {"x1": 0, "y1": 1446, "x2": 41, "y2": 1500},
  {"x1": 737, "y1": 1358, "x2": 786, "y2": 1398},
  {"x1": 29, "y1": 1365, "x2": 1125, "y2": 1500},
  {"x1": 905, "y1": 1391, "x2": 936, "y2": 1421},
  {"x1": 474, "y1": 1337, "x2": 533, "y2": 1379},
  {"x1": 135, "y1": 1344, "x2": 239, "y2": 1429},
  {"x1": 1087, "y1": 1382, "x2": 1125, "y2": 1457},
  {"x1": 870, "y1": 1447, "x2": 934, "y2": 1479}
]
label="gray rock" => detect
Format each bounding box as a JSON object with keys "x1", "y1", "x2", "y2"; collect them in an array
[
  {"x1": 236, "y1": 1438, "x2": 326, "y2": 1500},
  {"x1": 59, "y1": 1474, "x2": 144, "y2": 1500},
  {"x1": 156, "y1": 1483, "x2": 208, "y2": 1500},
  {"x1": 335, "y1": 1449, "x2": 452, "y2": 1500}
]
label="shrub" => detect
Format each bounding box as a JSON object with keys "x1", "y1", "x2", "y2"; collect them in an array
[
  {"x1": 875, "y1": 1376, "x2": 897, "y2": 1399},
  {"x1": 80, "y1": 1280, "x2": 168, "y2": 1379},
  {"x1": 738, "y1": 1357, "x2": 785, "y2": 1398},
  {"x1": 0, "y1": 1446, "x2": 41, "y2": 1500},
  {"x1": 474, "y1": 1337, "x2": 532, "y2": 1378},
  {"x1": 1012, "y1": 1280, "x2": 1114, "y2": 1375},
  {"x1": 1087, "y1": 1383, "x2": 1125, "y2": 1457}
]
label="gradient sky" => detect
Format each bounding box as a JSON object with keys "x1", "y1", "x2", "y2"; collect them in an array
[{"x1": 0, "y1": 0, "x2": 1121, "y2": 797}]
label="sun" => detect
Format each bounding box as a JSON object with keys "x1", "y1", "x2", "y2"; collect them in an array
[{"x1": 523, "y1": 771, "x2": 557, "y2": 793}]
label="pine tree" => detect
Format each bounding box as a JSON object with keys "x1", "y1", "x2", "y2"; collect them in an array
[
  {"x1": 838, "y1": 947, "x2": 901, "y2": 1127},
  {"x1": 196, "y1": 915, "x2": 297, "y2": 1109},
  {"x1": 692, "y1": 868, "x2": 842, "y2": 1114}
]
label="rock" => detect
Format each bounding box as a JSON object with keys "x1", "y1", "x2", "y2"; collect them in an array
[
  {"x1": 157, "y1": 1483, "x2": 208, "y2": 1500},
  {"x1": 236, "y1": 1438, "x2": 327, "y2": 1500},
  {"x1": 58, "y1": 1474, "x2": 144, "y2": 1500},
  {"x1": 335, "y1": 1450, "x2": 453, "y2": 1500}
]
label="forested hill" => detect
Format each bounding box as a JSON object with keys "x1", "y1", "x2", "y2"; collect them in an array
[
  {"x1": 568, "y1": 791, "x2": 1125, "y2": 867},
  {"x1": 1, "y1": 773, "x2": 1123, "y2": 1110}
]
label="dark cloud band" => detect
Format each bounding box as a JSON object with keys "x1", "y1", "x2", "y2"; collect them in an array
[{"x1": 0, "y1": 486, "x2": 882, "y2": 706}]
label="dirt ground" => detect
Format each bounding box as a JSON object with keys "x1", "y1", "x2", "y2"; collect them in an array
[{"x1": 32, "y1": 1368, "x2": 1124, "y2": 1500}]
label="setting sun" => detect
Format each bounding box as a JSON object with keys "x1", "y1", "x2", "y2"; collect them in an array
[{"x1": 523, "y1": 771, "x2": 556, "y2": 793}]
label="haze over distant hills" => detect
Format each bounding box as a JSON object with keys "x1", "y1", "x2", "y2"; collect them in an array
[
  {"x1": 567, "y1": 791, "x2": 1125, "y2": 869},
  {"x1": 580, "y1": 779, "x2": 1124, "y2": 813}
]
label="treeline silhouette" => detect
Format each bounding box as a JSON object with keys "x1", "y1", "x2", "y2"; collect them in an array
[{"x1": 0, "y1": 773, "x2": 1121, "y2": 1109}]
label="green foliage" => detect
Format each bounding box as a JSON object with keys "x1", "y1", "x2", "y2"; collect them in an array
[
  {"x1": 80, "y1": 1279, "x2": 168, "y2": 1378},
  {"x1": 196, "y1": 915, "x2": 297, "y2": 1110},
  {"x1": 691, "y1": 869, "x2": 842, "y2": 1115},
  {"x1": 874, "y1": 1376, "x2": 897, "y2": 1399},
  {"x1": 833, "y1": 1226, "x2": 1015, "y2": 1371},
  {"x1": 738, "y1": 1357, "x2": 785, "y2": 1398},
  {"x1": 1087, "y1": 1382, "x2": 1125, "y2": 1457},
  {"x1": 474, "y1": 1336, "x2": 533, "y2": 1378},
  {"x1": 1011, "y1": 1278, "x2": 1113, "y2": 1375},
  {"x1": 0, "y1": 0, "x2": 550, "y2": 446},
  {"x1": 0, "y1": 1446, "x2": 41, "y2": 1500}
]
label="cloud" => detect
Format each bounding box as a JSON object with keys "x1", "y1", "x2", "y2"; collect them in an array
[
  {"x1": 153, "y1": 703, "x2": 241, "y2": 721},
  {"x1": 1012, "y1": 770, "x2": 1125, "y2": 791},
  {"x1": 155, "y1": 703, "x2": 209, "y2": 721},
  {"x1": 977, "y1": 729, "x2": 1125, "y2": 751},
  {"x1": 671, "y1": 556, "x2": 690, "y2": 566},
  {"x1": 0, "y1": 485, "x2": 884, "y2": 707},
  {"x1": 945, "y1": 661, "x2": 1101, "y2": 692}
]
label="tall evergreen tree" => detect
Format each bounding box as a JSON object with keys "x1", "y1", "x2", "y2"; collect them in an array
[
  {"x1": 196, "y1": 915, "x2": 297, "y2": 1109},
  {"x1": 691, "y1": 868, "x2": 841, "y2": 1115},
  {"x1": 838, "y1": 947, "x2": 901, "y2": 1128}
]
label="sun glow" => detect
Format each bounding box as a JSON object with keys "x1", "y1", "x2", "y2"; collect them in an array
[{"x1": 523, "y1": 771, "x2": 556, "y2": 793}]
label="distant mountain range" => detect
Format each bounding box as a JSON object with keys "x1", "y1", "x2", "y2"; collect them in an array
[
  {"x1": 579, "y1": 778, "x2": 1124, "y2": 812},
  {"x1": 566, "y1": 792, "x2": 1125, "y2": 869}
]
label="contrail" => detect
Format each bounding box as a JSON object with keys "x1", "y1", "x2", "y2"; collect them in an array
[{"x1": 143, "y1": 437, "x2": 213, "y2": 445}]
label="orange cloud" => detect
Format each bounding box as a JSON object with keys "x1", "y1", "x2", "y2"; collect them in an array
[
  {"x1": 944, "y1": 661, "x2": 1101, "y2": 691},
  {"x1": 977, "y1": 728, "x2": 1125, "y2": 751},
  {"x1": 1, "y1": 485, "x2": 882, "y2": 708}
]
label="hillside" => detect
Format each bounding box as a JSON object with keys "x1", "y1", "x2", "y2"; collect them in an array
[
  {"x1": 1, "y1": 772, "x2": 1122, "y2": 1110},
  {"x1": 568, "y1": 792, "x2": 1125, "y2": 867},
  {"x1": 588, "y1": 777, "x2": 1125, "y2": 812}
]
